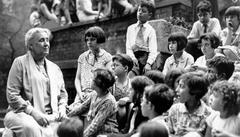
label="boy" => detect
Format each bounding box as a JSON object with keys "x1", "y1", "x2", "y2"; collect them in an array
[
  {"x1": 126, "y1": 0, "x2": 158, "y2": 74},
  {"x1": 186, "y1": 0, "x2": 221, "y2": 60},
  {"x1": 206, "y1": 56, "x2": 235, "y2": 83},
  {"x1": 141, "y1": 84, "x2": 174, "y2": 127},
  {"x1": 111, "y1": 53, "x2": 133, "y2": 101},
  {"x1": 131, "y1": 83, "x2": 174, "y2": 137}
]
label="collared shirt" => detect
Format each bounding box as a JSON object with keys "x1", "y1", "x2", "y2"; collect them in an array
[
  {"x1": 77, "y1": 48, "x2": 112, "y2": 92},
  {"x1": 220, "y1": 25, "x2": 240, "y2": 46},
  {"x1": 194, "y1": 53, "x2": 224, "y2": 68},
  {"x1": 166, "y1": 101, "x2": 212, "y2": 136},
  {"x1": 126, "y1": 21, "x2": 158, "y2": 65},
  {"x1": 187, "y1": 18, "x2": 221, "y2": 39},
  {"x1": 162, "y1": 51, "x2": 194, "y2": 75},
  {"x1": 109, "y1": 78, "x2": 131, "y2": 101},
  {"x1": 81, "y1": 92, "x2": 119, "y2": 137}
]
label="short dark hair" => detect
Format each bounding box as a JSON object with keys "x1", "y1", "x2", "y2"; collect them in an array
[
  {"x1": 225, "y1": 6, "x2": 240, "y2": 19},
  {"x1": 139, "y1": 0, "x2": 155, "y2": 16},
  {"x1": 164, "y1": 68, "x2": 186, "y2": 89},
  {"x1": 131, "y1": 76, "x2": 154, "y2": 106},
  {"x1": 57, "y1": 117, "x2": 84, "y2": 137},
  {"x1": 93, "y1": 68, "x2": 115, "y2": 92},
  {"x1": 196, "y1": 0, "x2": 212, "y2": 13},
  {"x1": 84, "y1": 26, "x2": 106, "y2": 44},
  {"x1": 207, "y1": 56, "x2": 235, "y2": 80},
  {"x1": 168, "y1": 32, "x2": 187, "y2": 51},
  {"x1": 139, "y1": 121, "x2": 169, "y2": 137},
  {"x1": 211, "y1": 80, "x2": 240, "y2": 116},
  {"x1": 145, "y1": 70, "x2": 165, "y2": 84},
  {"x1": 199, "y1": 32, "x2": 221, "y2": 49},
  {"x1": 144, "y1": 84, "x2": 174, "y2": 115},
  {"x1": 179, "y1": 72, "x2": 209, "y2": 100},
  {"x1": 112, "y1": 54, "x2": 134, "y2": 72}
]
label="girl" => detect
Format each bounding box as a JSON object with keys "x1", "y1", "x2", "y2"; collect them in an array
[
  {"x1": 162, "y1": 32, "x2": 194, "y2": 75},
  {"x1": 167, "y1": 72, "x2": 212, "y2": 137},
  {"x1": 193, "y1": 32, "x2": 224, "y2": 71},
  {"x1": 218, "y1": 6, "x2": 240, "y2": 61},
  {"x1": 68, "y1": 68, "x2": 119, "y2": 137},
  {"x1": 73, "y1": 26, "x2": 112, "y2": 104},
  {"x1": 205, "y1": 80, "x2": 240, "y2": 137}
]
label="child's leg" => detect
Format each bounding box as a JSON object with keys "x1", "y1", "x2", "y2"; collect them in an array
[{"x1": 63, "y1": 0, "x2": 73, "y2": 24}]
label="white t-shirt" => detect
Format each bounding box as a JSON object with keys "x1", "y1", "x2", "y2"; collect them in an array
[{"x1": 206, "y1": 111, "x2": 240, "y2": 137}]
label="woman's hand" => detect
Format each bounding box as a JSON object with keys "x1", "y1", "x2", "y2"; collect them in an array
[
  {"x1": 31, "y1": 110, "x2": 49, "y2": 127},
  {"x1": 57, "y1": 107, "x2": 68, "y2": 121}
]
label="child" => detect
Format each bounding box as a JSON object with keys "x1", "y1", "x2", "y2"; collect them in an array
[
  {"x1": 218, "y1": 6, "x2": 240, "y2": 61},
  {"x1": 162, "y1": 32, "x2": 194, "y2": 76},
  {"x1": 119, "y1": 76, "x2": 153, "y2": 134},
  {"x1": 205, "y1": 80, "x2": 240, "y2": 137},
  {"x1": 111, "y1": 53, "x2": 133, "y2": 101},
  {"x1": 141, "y1": 84, "x2": 174, "y2": 129},
  {"x1": 186, "y1": 0, "x2": 221, "y2": 60},
  {"x1": 206, "y1": 56, "x2": 235, "y2": 83},
  {"x1": 139, "y1": 121, "x2": 169, "y2": 137},
  {"x1": 68, "y1": 68, "x2": 118, "y2": 137},
  {"x1": 29, "y1": 5, "x2": 48, "y2": 27},
  {"x1": 192, "y1": 32, "x2": 224, "y2": 71},
  {"x1": 167, "y1": 72, "x2": 212, "y2": 137},
  {"x1": 76, "y1": 0, "x2": 103, "y2": 22},
  {"x1": 57, "y1": 117, "x2": 84, "y2": 137},
  {"x1": 126, "y1": 0, "x2": 158, "y2": 74},
  {"x1": 73, "y1": 26, "x2": 112, "y2": 104},
  {"x1": 144, "y1": 70, "x2": 165, "y2": 84},
  {"x1": 39, "y1": 0, "x2": 59, "y2": 23}
]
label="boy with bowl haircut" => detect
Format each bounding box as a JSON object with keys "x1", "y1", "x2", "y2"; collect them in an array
[{"x1": 126, "y1": 0, "x2": 158, "y2": 73}]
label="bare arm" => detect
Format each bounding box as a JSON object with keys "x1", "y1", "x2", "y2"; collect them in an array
[
  {"x1": 74, "y1": 62, "x2": 83, "y2": 102},
  {"x1": 40, "y1": 3, "x2": 58, "y2": 22}
]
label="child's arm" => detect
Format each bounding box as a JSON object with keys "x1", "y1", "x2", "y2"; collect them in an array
[
  {"x1": 210, "y1": 18, "x2": 221, "y2": 37},
  {"x1": 187, "y1": 22, "x2": 199, "y2": 41},
  {"x1": 40, "y1": 3, "x2": 58, "y2": 22},
  {"x1": 146, "y1": 28, "x2": 158, "y2": 65},
  {"x1": 126, "y1": 26, "x2": 137, "y2": 61}
]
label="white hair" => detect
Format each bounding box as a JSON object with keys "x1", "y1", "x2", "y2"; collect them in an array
[{"x1": 25, "y1": 27, "x2": 51, "y2": 50}]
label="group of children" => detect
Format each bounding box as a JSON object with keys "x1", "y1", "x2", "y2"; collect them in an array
[
  {"x1": 29, "y1": 0, "x2": 138, "y2": 27},
  {"x1": 55, "y1": 0, "x2": 240, "y2": 137},
  {"x1": 27, "y1": 0, "x2": 240, "y2": 137}
]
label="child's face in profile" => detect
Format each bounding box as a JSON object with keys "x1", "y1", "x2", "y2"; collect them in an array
[
  {"x1": 137, "y1": 6, "x2": 151, "y2": 24},
  {"x1": 111, "y1": 60, "x2": 126, "y2": 76},
  {"x1": 197, "y1": 11, "x2": 211, "y2": 24},
  {"x1": 176, "y1": 79, "x2": 192, "y2": 103},
  {"x1": 209, "y1": 91, "x2": 224, "y2": 112}
]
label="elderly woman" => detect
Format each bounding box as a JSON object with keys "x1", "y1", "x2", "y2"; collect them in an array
[
  {"x1": 4, "y1": 28, "x2": 68, "y2": 137},
  {"x1": 68, "y1": 68, "x2": 119, "y2": 137}
]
